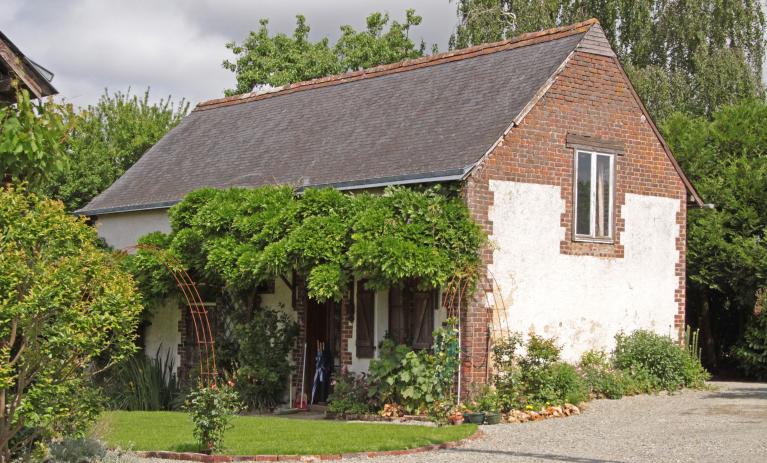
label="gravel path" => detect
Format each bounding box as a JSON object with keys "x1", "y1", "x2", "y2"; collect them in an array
[
  {"x1": 129, "y1": 381, "x2": 767, "y2": 463},
  {"x1": 343, "y1": 381, "x2": 767, "y2": 463}
]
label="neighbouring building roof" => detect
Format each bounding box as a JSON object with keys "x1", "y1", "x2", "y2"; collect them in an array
[
  {"x1": 0, "y1": 30, "x2": 57, "y2": 102},
  {"x1": 78, "y1": 19, "x2": 701, "y2": 216}
]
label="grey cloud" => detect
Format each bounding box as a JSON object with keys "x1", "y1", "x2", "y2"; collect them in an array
[{"x1": 2, "y1": 0, "x2": 458, "y2": 107}]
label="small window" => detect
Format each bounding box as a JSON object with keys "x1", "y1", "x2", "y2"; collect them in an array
[{"x1": 574, "y1": 150, "x2": 614, "y2": 241}]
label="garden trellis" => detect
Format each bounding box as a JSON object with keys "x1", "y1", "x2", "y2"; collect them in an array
[{"x1": 123, "y1": 244, "x2": 218, "y2": 387}]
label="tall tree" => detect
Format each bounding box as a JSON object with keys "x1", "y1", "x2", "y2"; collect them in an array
[
  {"x1": 44, "y1": 89, "x2": 189, "y2": 211},
  {"x1": 0, "y1": 188, "x2": 142, "y2": 462},
  {"x1": 0, "y1": 89, "x2": 73, "y2": 188},
  {"x1": 223, "y1": 10, "x2": 429, "y2": 95},
  {"x1": 450, "y1": 0, "x2": 766, "y2": 120},
  {"x1": 662, "y1": 100, "x2": 767, "y2": 370}
]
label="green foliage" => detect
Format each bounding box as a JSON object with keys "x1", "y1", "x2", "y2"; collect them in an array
[
  {"x1": 223, "y1": 10, "x2": 429, "y2": 95},
  {"x1": 184, "y1": 384, "x2": 243, "y2": 453},
  {"x1": 45, "y1": 88, "x2": 189, "y2": 211},
  {"x1": 662, "y1": 100, "x2": 767, "y2": 370},
  {"x1": 327, "y1": 370, "x2": 371, "y2": 415},
  {"x1": 366, "y1": 339, "x2": 411, "y2": 405},
  {"x1": 0, "y1": 188, "x2": 143, "y2": 461},
  {"x1": 367, "y1": 320, "x2": 460, "y2": 414},
  {"x1": 232, "y1": 307, "x2": 298, "y2": 411},
  {"x1": 137, "y1": 185, "x2": 483, "y2": 303},
  {"x1": 469, "y1": 385, "x2": 500, "y2": 413},
  {"x1": 450, "y1": 0, "x2": 765, "y2": 119},
  {"x1": 0, "y1": 88, "x2": 73, "y2": 187},
  {"x1": 489, "y1": 333, "x2": 522, "y2": 408},
  {"x1": 547, "y1": 363, "x2": 588, "y2": 406},
  {"x1": 348, "y1": 188, "x2": 484, "y2": 291},
  {"x1": 492, "y1": 334, "x2": 587, "y2": 410},
  {"x1": 578, "y1": 350, "x2": 627, "y2": 399},
  {"x1": 732, "y1": 306, "x2": 767, "y2": 380},
  {"x1": 47, "y1": 438, "x2": 106, "y2": 463},
  {"x1": 119, "y1": 232, "x2": 179, "y2": 303},
  {"x1": 99, "y1": 348, "x2": 180, "y2": 411},
  {"x1": 613, "y1": 330, "x2": 709, "y2": 391}
]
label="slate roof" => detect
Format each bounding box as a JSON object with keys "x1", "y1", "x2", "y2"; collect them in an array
[{"x1": 79, "y1": 19, "x2": 700, "y2": 216}]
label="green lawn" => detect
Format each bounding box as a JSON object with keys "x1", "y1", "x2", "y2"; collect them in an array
[{"x1": 96, "y1": 411, "x2": 477, "y2": 455}]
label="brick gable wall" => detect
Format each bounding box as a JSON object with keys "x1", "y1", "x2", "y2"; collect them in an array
[{"x1": 461, "y1": 50, "x2": 688, "y2": 390}]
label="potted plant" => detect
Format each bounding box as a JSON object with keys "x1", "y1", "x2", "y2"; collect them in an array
[
  {"x1": 461, "y1": 402, "x2": 486, "y2": 424},
  {"x1": 447, "y1": 406, "x2": 465, "y2": 425},
  {"x1": 476, "y1": 387, "x2": 502, "y2": 425}
]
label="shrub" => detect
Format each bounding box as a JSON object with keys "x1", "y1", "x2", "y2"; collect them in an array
[
  {"x1": 367, "y1": 319, "x2": 460, "y2": 414},
  {"x1": 327, "y1": 370, "x2": 371, "y2": 415},
  {"x1": 613, "y1": 330, "x2": 709, "y2": 391},
  {"x1": 548, "y1": 363, "x2": 588, "y2": 405},
  {"x1": 732, "y1": 311, "x2": 767, "y2": 380},
  {"x1": 578, "y1": 349, "x2": 626, "y2": 399},
  {"x1": 490, "y1": 334, "x2": 523, "y2": 410},
  {"x1": 184, "y1": 383, "x2": 243, "y2": 453},
  {"x1": 367, "y1": 339, "x2": 411, "y2": 406},
  {"x1": 492, "y1": 333, "x2": 587, "y2": 410},
  {"x1": 0, "y1": 189, "x2": 142, "y2": 461},
  {"x1": 100, "y1": 347, "x2": 180, "y2": 411},
  {"x1": 47, "y1": 438, "x2": 106, "y2": 463},
  {"x1": 233, "y1": 306, "x2": 298, "y2": 411}
]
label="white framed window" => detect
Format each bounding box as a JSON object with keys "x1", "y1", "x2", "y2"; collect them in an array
[{"x1": 573, "y1": 150, "x2": 615, "y2": 241}]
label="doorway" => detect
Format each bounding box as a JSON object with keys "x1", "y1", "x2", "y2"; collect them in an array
[{"x1": 305, "y1": 299, "x2": 339, "y2": 404}]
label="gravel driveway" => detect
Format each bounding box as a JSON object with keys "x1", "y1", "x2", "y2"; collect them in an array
[{"x1": 344, "y1": 381, "x2": 767, "y2": 463}]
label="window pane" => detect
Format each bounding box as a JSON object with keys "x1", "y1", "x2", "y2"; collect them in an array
[
  {"x1": 576, "y1": 152, "x2": 591, "y2": 235},
  {"x1": 595, "y1": 155, "x2": 611, "y2": 238}
]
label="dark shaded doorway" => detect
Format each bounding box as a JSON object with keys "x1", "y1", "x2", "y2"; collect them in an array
[{"x1": 305, "y1": 299, "x2": 339, "y2": 404}]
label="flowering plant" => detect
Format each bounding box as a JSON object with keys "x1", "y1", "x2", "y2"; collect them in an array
[{"x1": 184, "y1": 382, "x2": 243, "y2": 453}]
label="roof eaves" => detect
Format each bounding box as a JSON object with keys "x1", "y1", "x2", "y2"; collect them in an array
[
  {"x1": 75, "y1": 200, "x2": 181, "y2": 217},
  {"x1": 195, "y1": 18, "x2": 599, "y2": 112},
  {"x1": 306, "y1": 168, "x2": 468, "y2": 192},
  {"x1": 77, "y1": 169, "x2": 470, "y2": 217}
]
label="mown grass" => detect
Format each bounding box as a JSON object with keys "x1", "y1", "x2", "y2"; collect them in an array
[{"x1": 96, "y1": 411, "x2": 477, "y2": 455}]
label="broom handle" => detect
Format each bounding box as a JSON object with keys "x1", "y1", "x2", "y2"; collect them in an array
[{"x1": 300, "y1": 342, "x2": 307, "y2": 405}]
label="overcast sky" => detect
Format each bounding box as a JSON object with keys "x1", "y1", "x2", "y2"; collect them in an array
[
  {"x1": 3, "y1": 0, "x2": 766, "y2": 109},
  {"x1": 2, "y1": 0, "x2": 458, "y2": 107}
]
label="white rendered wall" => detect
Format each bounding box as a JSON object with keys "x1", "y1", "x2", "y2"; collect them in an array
[
  {"x1": 261, "y1": 278, "x2": 298, "y2": 322},
  {"x1": 95, "y1": 209, "x2": 171, "y2": 251},
  {"x1": 144, "y1": 297, "x2": 181, "y2": 373},
  {"x1": 488, "y1": 180, "x2": 680, "y2": 361}
]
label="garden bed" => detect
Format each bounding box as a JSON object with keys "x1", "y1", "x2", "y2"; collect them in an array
[{"x1": 95, "y1": 411, "x2": 477, "y2": 456}]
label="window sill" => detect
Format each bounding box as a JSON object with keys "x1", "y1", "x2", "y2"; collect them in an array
[{"x1": 573, "y1": 236, "x2": 614, "y2": 245}]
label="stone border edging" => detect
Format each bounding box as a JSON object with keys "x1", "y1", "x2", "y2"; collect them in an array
[{"x1": 136, "y1": 429, "x2": 483, "y2": 462}]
